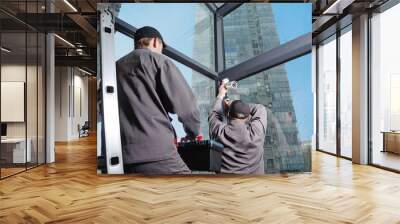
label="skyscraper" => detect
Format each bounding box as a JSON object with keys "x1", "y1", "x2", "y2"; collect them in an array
[
  {"x1": 192, "y1": 4, "x2": 215, "y2": 140},
  {"x1": 192, "y1": 4, "x2": 311, "y2": 173}
]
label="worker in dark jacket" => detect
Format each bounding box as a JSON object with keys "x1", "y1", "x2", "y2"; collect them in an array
[
  {"x1": 208, "y1": 83, "x2": 267, "y2": 174},
  {"x1": 116, "y1": 26, "x2": 200, "y2": 174}
]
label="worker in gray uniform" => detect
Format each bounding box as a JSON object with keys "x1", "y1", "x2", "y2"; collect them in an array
[
  {"x1": 208, "y1": 83, "x2": 267, "y2": 174},
  {"x1": 116, "y1": 26, "x2": 200, "y2": 174}
]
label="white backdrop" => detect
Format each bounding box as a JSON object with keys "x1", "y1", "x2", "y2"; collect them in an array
[{"x1": 1, "y1": 81, "x2": 25, "y2": 122}]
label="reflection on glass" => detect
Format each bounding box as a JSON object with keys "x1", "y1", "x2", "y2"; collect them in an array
[
  {"x1": 0, "y1": 1, "x2": 46, "y2": 179},
  {"x1": 371, "y1": 3, "x2": 400, "y2": 171},
  {"x1": 1, "y1": 31, "x2": 27, "y2": 177},
  {"x1": 225, "y1": 54, "x2": 313, "y2": 173},
  {"x1": 223, "y1": 3, "x2": 311, "y2": 68},
  {"x1": 116, "y1": 3, "x2": 215, "y2": 70},
  {"x1": 38, "y1": 33, "x2": 46, "y2": 165},
  {"x1": 340, "y1": 27, "x2": 352, "y2": 158},
  {"x1": 318, "y1": 36, "x2": 337, "y2": 154},
  {"x1": 27, "y1": 32, "x2": 38, "y2": 169}
]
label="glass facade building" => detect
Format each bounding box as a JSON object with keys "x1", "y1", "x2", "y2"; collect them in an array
[{"x1": 193, "y1": 4, "x2": 312, "y2": 173}]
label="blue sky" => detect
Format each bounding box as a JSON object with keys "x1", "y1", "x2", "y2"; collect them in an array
[{"x1": 115, "y1": 3, "x2": 313, "y2": 141}]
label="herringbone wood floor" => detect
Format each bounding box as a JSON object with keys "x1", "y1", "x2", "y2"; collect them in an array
[{"x1": 0, "y1": 135, "x2": 399, "y2": 224}]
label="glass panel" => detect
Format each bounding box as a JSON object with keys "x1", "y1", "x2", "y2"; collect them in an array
[
  {"x1": 169, "y1": 59, "x2": 215, "y2": 140},
  {"x1": 27, "y1": 31, "x2": 38, "y2": 169},
  {"x1": 116, "y1": 3, "x2": 215, "y2": 70},
  {"x1": 26, "y1": 0, "x2": 39, "y2": 169},
  {"x1": 371, "y1": 4, "x2": 400, "y2": 171},
  {"x1": 339, "y1": 27, "x2": 352, "y2": 158},
  {"x1": 227, "y1": 54, "x2": 313, "y2": 173},
  {"x1": 38, "y1": 33, "x2": 45, "y2": 164},
  {"x1": 223, "y1": 3, "x2": 311, "y2": 68},
  {"x1": 1, "y1": 30, "x2": 27, "y2": 177},
  {"x1": 317, "y1": 35, "x2": 337, "y2": 154}
]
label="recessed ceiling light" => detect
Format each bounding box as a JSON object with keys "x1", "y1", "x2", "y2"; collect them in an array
[
  {"x1": 63, "y1": 0, "x2": 78, "y2": 12},
  {"x1": 54, "y1": 34, "x2": 75, "y2": 48},
  {"x1": 323, "y1": 0, "x2": 355, "y2": 15},
  {"x1": 1, "y1": 47, "x2": 11, "y2": 53},
  {"x1": 78, "y1": 67, "x2": 93, "y2": 76}
]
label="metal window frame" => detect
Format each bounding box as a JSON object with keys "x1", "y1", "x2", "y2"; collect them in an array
[
  {"x1": 99, "y1": 2, "x2": 313, "y2": 174},
  {"x1": 216, "y1": 3, "x2": 243, "y2": 18},
  {"x1": 115, "y1": 17, "x2": 218, "y2": 80},
  {"x1": 313, "y1": 6, "x2": 400, "y2": 171},
  {"x1": 336, "y1": 28, "x2": 341, "y2": 158},
  {"x1": 373, "y1": 0, "x2": 400, "y2": 13},
  {"x1": 315, "y1": 26, "x2": 354, "y2": 160},
  {"x1": 205, "y1": 3, "x2": 218, "y2": 14},
  {"x1": 315, "y1": 44, "x2": 320, "y2": 152},
  {"x1": 114, "y1": 3, "x2": 311, "y2": 82},
  {"x1": 314, "y1": 31, "x2": 338, "y2": 156},
  {"x1": 0, "y1": 1, "x2": 47, "y2": 180},
  {"x1": 214, "y1": 8, "x2": 224, "y2": 73},
  {"x1": 367, "y1": 5, "x2": 400, "y2": 173},
  {"x1": 314, "y1": 16, "x2": 365, "y2": 162},
  {"x1": 115, "y1": 18, "x2": 311, "y2": 83},
  {"x1": 220, "y1": 33, "x2": 312, "y2": 81},
  {"x1": 313, "y1": 0, "x2": 400, "y2": 170},
  {"x1": 367, "y1": 11, "x2": 373, "y2": 166}
]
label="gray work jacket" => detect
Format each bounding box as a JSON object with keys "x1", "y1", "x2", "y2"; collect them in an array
[
  {"x1": 116, "y1": 48, "x2": 200, "y2": 164},
  {"x1": 208, "y1": 98, "x2": 267, "y2": 174}
]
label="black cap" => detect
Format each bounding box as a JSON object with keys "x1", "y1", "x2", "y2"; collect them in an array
[
  {"x1": 134, "y1": 26, "x2": 166, "y2": 47},
  {"x1": 229, "y1": 100, "x2": 251, "y2": 119}
]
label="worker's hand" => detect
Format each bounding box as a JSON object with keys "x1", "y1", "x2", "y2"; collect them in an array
[
  {"x1": 181, "y1": 135, "x2": 202, "y2": 142},
  {"x1": 223, "y1": 98, "x2": 231, "y2": 113},
  {"x1": 217, "y1": 82, "x2": 228, "y2": 99}
]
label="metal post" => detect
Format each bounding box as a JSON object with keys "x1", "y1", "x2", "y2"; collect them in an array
[
  {"x1": 98, "y1": 7, "x2": 124, "y2": 174},
  {"x1": 336, "y1": 28, "x2": 341, "y2": 157},
  {"x1": 367, "y1": 11, "x2": 373, "y2": 165},
  {"x1": 315, "y1": 45, "x2": 320, "y2": 151},
  {"x1": 46, "y1": 0, "x2": 55, "y2": 164},
  {"x1": 214, "y1": 13, "x2": 225, "y2": 74},
  {"x1": 352, "y1": 14, "x2": 369, "y2": 164}
]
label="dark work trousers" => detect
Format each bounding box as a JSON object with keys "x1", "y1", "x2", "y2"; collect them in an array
[{"x1": 124, "y1": 152, "x2": 191, "y2": 175}]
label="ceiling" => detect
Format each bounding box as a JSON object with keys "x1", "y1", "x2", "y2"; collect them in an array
[
  {"x1": 0, "y1": 0, "x2": 98, "y2": 74},
  {"x1": 0, "y1": 0, "x2": 393, "y2": 74}
]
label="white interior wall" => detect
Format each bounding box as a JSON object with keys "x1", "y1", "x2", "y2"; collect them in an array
[
  {"x1": 54, "y1": 67, "x2": 89, "y2": 141},
  {"x1": 1, "y1": 65, "x2": 29, "y2": 138},
  {"x1": 71, "y1": 71, "x2": 89, "y2": 139},
  {"x1": 1, "y1": 64, "x2": 46, "y2": 164},
  {"x1": 55, "y1": 66, "x2": 69, "y2": 141}
]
